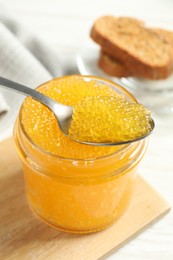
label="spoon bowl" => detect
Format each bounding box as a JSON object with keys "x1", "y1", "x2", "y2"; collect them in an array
[{"x1": 0, "y1": 76, "x2": 155, "y2": 146}]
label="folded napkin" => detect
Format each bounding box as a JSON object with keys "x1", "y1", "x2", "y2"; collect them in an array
[
  {"x1": 0, "y1": 5, "x2": 63, "y2": 140},
  {"x1": 0, "y1": 93, "x2": 10, "y2": 115}
]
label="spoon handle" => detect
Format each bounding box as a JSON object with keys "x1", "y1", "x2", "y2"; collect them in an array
[
  {"x1": 0, "y1": 76, "x2": 72, "y2": 120},
  {"x1": 0, "y1": 76, "x2": 53, "y2": 104}
]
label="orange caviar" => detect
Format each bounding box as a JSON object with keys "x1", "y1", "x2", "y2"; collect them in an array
[
  {"x1": 21, "y1": 76, "x2": 122, "y2": 159},
  {"x1": 14, "y1": 75, "x2": 148, "y2": 233},
  {"x1": 70, "y1": 95, "x2": 151, "y2": 143}
]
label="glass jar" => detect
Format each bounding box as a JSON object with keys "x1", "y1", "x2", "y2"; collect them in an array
[{"x1": 13, "y1": 76, "x2": 148, "y2": 234}]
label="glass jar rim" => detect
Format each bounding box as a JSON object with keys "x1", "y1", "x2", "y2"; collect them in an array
[{"x1": 18, "y1": 74, "x2": 139, "y2": 162}]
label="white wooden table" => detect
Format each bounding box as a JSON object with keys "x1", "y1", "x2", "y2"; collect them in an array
[{"x1": 1, "y1": 0, "x2": 173, "y2": 259}]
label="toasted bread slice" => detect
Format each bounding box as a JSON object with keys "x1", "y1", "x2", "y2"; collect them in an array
[
  {"x1": 152, "y1": 28, "x2": 173, "y2": 45},
  {"x1": 98, "y1": 25, "x2": 173, "y2": 78},
  {"x1": 91, "y1": 16, "x2": 173, "y2": 79},
  {"x1": 98, "y1": 50, "x2": 131, "y2": 77}
]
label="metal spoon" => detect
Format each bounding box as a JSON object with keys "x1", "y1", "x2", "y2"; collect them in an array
[{"x1": 0, "y1": 76, "x2": 155, "y2": 146}]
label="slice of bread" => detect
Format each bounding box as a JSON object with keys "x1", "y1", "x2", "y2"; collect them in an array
[
  {"x1": 152, "y1": 28, "x2": 173, "y2": 45},
  {"x1": 91, "y1": 16, "x2": 173, "y2": 79},
  {"x1": 99, "y1": 28, "x2": 173, "y2": 78},
  {"x1": 99, "y1": 50, "x2": 131, "y2": 77}
]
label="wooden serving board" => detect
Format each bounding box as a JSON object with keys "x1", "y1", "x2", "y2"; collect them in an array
[{"x1": 0, "y1": 138, "x2": 170, "y2": 260}]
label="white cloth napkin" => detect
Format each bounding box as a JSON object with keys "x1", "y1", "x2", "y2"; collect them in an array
[
  {"x1": 0, "y1": 5, "x2": 63, "y2": 140},
  {"x1": 0, "y1": 93, "x2": 10, "y2": 115}
]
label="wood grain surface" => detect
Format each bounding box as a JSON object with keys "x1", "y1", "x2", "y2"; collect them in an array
[{"x1": 0, "y1": 138, "x2": 170, "y2": 260}]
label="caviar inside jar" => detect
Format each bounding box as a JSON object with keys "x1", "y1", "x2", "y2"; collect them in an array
[
  {"x1": 21, "y1": 76, "x2": 124, "y2": 159},
  {"x1": 16, "y1": 75, "x2": 149, "y2": 233}
]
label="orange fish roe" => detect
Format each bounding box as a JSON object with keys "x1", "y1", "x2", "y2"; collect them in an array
[
  {"x1": 69, "y1": 96, "x2": 151, "y2": 143},
  {"x1": 21, "y1": 76, "x2": 122, "y2": 159},
  {"x1": 15, "y1": 75, "x2": 149, "y2": 233}
]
